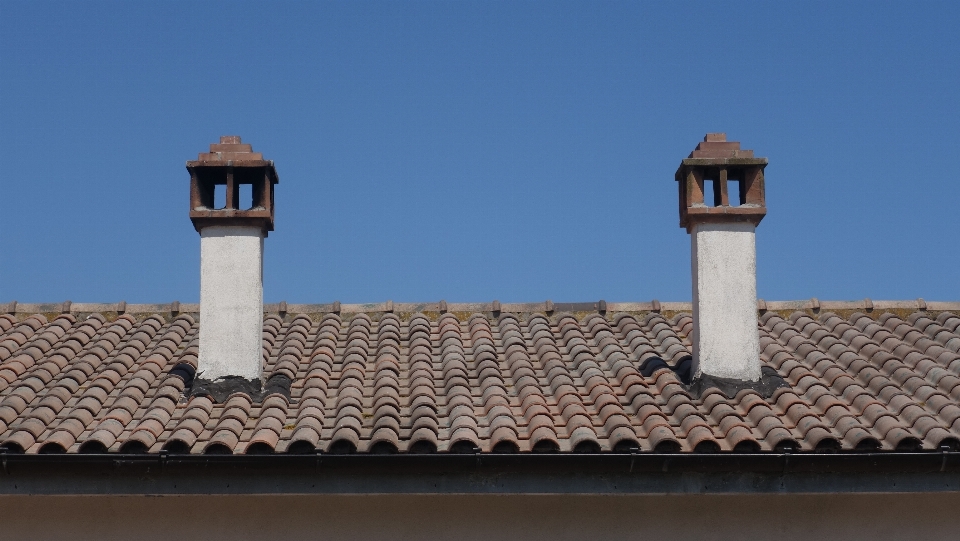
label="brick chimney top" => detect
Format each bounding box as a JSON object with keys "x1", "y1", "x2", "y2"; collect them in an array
[
  {"x1": 187, "y1": 136, "x2": 279, "y2": 235},
  {"x1": 675, "y1": 133, "x2": 768, "y2": 231},
  {"x1": 194, "y1": 135, "x2": 265, "y2": 163},
  {"x1": 687, "y1": 133, "x2": 756, "y2": 159}
]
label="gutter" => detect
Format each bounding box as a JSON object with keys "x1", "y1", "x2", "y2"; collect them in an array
[{"x1": 2, "y1": 451, "x2": 959, "y2": 495}]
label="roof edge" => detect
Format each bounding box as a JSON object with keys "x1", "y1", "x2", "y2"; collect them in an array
[
  {"x1": 1, "y1": 299, "x2": 956, "y2": 316},
  {"x1": 2, "y1": 452, "x2": 959, "y2": 495}
]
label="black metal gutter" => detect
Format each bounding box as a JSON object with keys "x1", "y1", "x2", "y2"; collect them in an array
[{"x1": 2, "y1": 451, "x2": 959, "y2": 495}]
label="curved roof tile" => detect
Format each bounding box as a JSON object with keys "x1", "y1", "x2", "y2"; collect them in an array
[{"x1": 0, "y1": 307, "x2": 958, "y2": 454}]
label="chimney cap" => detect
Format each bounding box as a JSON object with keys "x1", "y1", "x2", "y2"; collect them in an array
[
  {"x1": 683, "y1": 133, "x2": 763, "y2": 161},
  {"x1": 675, "y1": 133, "x2": 768, "y2": 231},
  {"x1": 187, "y1": 136, "x2": 279, "y2": 235},
  {"x1": 188, "y1": 135, "x2": 275, "y2": 166}
]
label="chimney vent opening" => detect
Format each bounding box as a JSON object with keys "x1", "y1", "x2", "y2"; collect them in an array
[
  {"x1": 728, "y1": 179, "x2": 742, "y2": 207},
  {"x1": 703, "y1": 180, "x2": 716, "y2": 207},
  {"x1": 239, "y1": 183, "x2": 253, "y2": 210},
  {"x1": 214, "y1": 184, "x2": 227, "y2": 209}
]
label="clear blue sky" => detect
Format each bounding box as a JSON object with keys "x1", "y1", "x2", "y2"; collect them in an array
[{"x1": 1, "y1": 1, "x2": 957, "y2": 304}]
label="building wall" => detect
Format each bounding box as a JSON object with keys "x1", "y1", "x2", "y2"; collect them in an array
[{"x1": 0, "y1": 493, "x2": 957, "y2": 541}]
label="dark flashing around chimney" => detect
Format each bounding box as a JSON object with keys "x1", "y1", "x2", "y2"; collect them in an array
[
  {"x1": 685, "y1": 367, "x2": 789, "y2": 400},
  {"x1": 640, "y1": 357, "x2": 787, "y2": 399},
  {"x1": 188, "y1": 373, "x2": 292, "y2": 404},
  {"x1": 168, "y1": 363, "x2": 196, "y2": 386}
]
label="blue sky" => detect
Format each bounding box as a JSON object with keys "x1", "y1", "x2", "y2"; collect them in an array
[{"x1": 1, "y1": 1, "x2": 957, "y2": 304}]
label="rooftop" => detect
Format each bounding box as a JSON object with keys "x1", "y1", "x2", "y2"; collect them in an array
[{"x1": 1, "y1": 300, "x2": 959, "y2": 456}]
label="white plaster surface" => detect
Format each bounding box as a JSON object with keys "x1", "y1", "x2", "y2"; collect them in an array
[
  {"x1": 199, "y1": 225, "x2": 264, "y2": 381},
  {"x1": 691, "y1": 222, "x2": 761, "y2": 381}
]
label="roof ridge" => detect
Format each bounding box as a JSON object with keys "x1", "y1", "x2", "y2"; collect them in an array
[{"x1": 1, "y1": 299, "x2": 956, "y2": 315}]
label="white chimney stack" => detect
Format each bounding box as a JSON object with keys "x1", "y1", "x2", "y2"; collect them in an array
[
  {"x1": 198, "y1": 226, "x2": 264, "y2": 380},
  {"x1": 676, "y1": 133, "x2": 767, "y2": 382},
  {"x1": 187, "y1": 136, "x2": 278, "y2": 382}
]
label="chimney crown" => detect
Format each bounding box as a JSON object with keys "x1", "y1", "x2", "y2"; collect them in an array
[
  {"x1": 187, "y1": 136, "x2": 279, "y2": 236},
  {"x1": 675, "y1": 133, "x2": 767, "y2": 232}
]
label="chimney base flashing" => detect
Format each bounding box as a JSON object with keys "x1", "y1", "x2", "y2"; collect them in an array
[
  {"x1": 190, "y1": 374, "x2": 292, "y2": 404},
  {"x1": 686, "y1": 367, "x2": 788, "y2": 400}
]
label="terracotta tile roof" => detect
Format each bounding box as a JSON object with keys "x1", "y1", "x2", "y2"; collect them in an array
[{"x1": 1, "y1": 302, "x2": 959, "y2": 456}]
